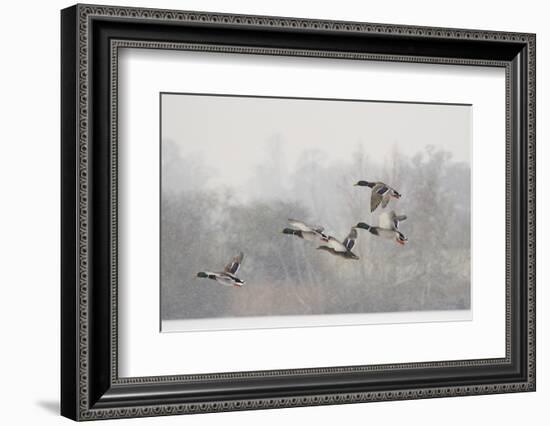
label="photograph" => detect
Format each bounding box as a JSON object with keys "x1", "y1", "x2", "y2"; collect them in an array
[
  {"x1": 57, "y1": 3, "x2": 536, "y2": 420},
  {"x1": 160, "y1": 93, "x2": 472, "y2": 331}
]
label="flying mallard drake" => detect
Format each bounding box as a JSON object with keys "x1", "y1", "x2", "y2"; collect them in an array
[
  {"x1": 317, "y1": 227, "x2": 359, "y2": 260},
  {"x1": 356, "y1": 210, "x2": 408, "y2": 246},
  {"x1": 354, "y1": 180, "x2": 402, "y2": 212},
  {"x1": 282, "y1": 219, "x2": 329, "y2": 243},
  {"x1": 196, "y1": 252, "x2": 245, "y2": 287}
]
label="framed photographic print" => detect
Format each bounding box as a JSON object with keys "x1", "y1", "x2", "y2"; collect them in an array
[
  {"x1": 61, "y1": 4, "x2": 536, "y2": 421},
  {"x1": 160, "y1": 92, "x2": 474, "y2": 333}
]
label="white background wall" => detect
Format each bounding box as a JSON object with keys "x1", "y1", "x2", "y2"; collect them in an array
[{"x1": 0, "y1": 0, "x2": 546, "y2": 424}]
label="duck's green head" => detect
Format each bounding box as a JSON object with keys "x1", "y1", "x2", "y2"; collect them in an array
[
  {"x1": 355, "y1": 222, "x2": 371, "y2": 231},
  {"x1": 354, "y1": 180, "x2": 374, "y2": 188},
  {"x1": 196, "y1": 272, "x2": 208, "y2": 278},
  {"x1": 282, "y1": 228, "x2": 297, "y2": 235}
]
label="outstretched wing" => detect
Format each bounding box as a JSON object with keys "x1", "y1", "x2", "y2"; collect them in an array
[
  {"x1": 288, "y1": 219, "x2": 324, "y2": 233},
  {"x1": 394, "y1": 214, "x2": 407, "y2": 229},
  {"x1": 379, "y1": 211, "x2": 407, "y2": 230},
  {"x1": 342, "y1": 228, "x2": 358, "y2": 251},
  {"x1": 376, "y1": 184, "x2": 390, "y2": 196},
  {"x1": 224, "y1": 252, "x2": 244, "y2": 275},
  {"x1": 370, "y1": 183, "x2": 388, "y2": 212},
  {"x1": 370, "y1": 192, "x2": 383, "y2": 212}
]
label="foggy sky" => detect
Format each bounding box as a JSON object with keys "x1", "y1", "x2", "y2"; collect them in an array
[{"x1": 161, "y1": 93, "x2": 471, "y2": 197}]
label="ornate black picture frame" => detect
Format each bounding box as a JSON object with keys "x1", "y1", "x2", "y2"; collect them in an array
[{"x1": 61, "y1": 3, "x2": 535, "y2": 421}]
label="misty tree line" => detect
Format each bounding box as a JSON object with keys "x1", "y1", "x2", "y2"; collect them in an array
[{"x1": 161, "y1": 139, "x2": 470, "y2": 320}]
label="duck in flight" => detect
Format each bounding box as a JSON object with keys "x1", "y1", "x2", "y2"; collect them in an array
[
  {"x1": 355, "y1": 210, "x2": 408, "y2": 246},
  {"x1": 317, "y1": 227, "x2": 360, "y2": 260},
  {"x1": 354, "y1": 180, "x2": 402, "y2": 212},
  {"x1": 282, "y1": 219, "x2": 329, "y2": 243},
  {"x1": 196, "y1": 252, "x2": 245, "y2": 288}
]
